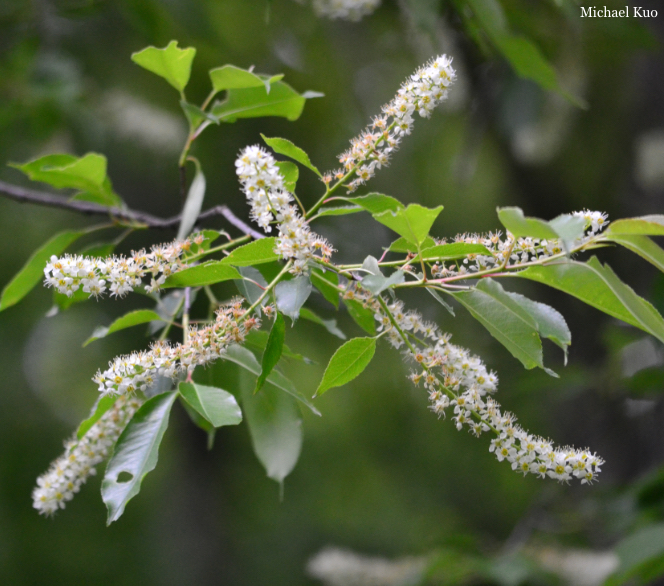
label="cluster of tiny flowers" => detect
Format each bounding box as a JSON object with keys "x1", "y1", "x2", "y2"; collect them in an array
[
  {"x1": 235, "y1": 145, "x2": 333, "y2": 274},
  {"x1": 43, "y1": 236, "x2": 201, "y2": 298},
  {"x1": 32, "y1": 395, "x2": 142, "y2": 515},
  {"x1": 368, "y1": 295, "x2": 604, "y2": 484},
  {"x1": 93, "y1": 298, "x2": 259, "y2": 396},
  {"x1": 328, "y1": 55, "x2": 456, "y2": 192},
  {"x1": 312, "y1": 0, "x2": 381, "y2": 21},
  {"x1": 430, "y1": 210, "x2": 609, "y2": 279}
]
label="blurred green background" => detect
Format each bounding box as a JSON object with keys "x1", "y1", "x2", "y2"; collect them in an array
[{"x1": 1, "y1": 0, "x2": 664, "y2": 584}]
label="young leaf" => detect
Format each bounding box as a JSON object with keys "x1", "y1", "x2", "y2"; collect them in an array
[
  {"x1": 605, "y1": 234, "x2": 664, "y2": 273},
  {"x1": 241, "y1": 382, "x2": 302, "y2": 486},
  {"x1": 102, "y1": 391, "x2": 178, "y2": 524},
  {"x1": 343, "y1": 298, "x2": 377, "y2": 335},
  {"x1": 0, "y1": 230, "x2": 84, "y2": 312},
  {"x1": 176, "y1": 165, "x2": 206, "y2": 240},
  {"x1": 606, "y1": 215, "x2": 664, "y2": 236},
  {"x1": 311, "y1": 268, "x2": 340, "y2": 308},
  {"x1": 162, "y1": 261, "x2": 240, "y2": 288},
  {"x1": 76, "y1": 395, "x2": 118, "y2": 439},
  {"x1": 209, "y1": 65, "x2": 280, "y2": 92},
  {"x1": 373, "y1": 204, "x2": 444, "y2": 248},
  {"x1": 261, "y1": 135, "x2": 322, "y2": 176},
  {"x1": 299, "y1": 307, "x2": 346, "y2": 340},
  {"x1": 275, "y1": 161, "x2": 299, "y2": 192},
  {"x1": 315, "y1": 337, "x2": 377, "y2": 397},
  {"x1": 131, "y1": 40, "x2": 196, "y2": 92},
  {"x1": 255, "y1": 313, "x2": 286, "y2": 393},
  {"x1": 220, "y1": 238, "x2": 279, "y2": 267},
  {"x1": 275, "y1": 276, "x2": 312, "y2": 322},
  {"x1": 223, "y1": 345, "x2": 320, "y2": 415},
  {"x1": 179, "y1": 382, "x2": 242, "y2": 427},
  {"x1": 84, "y1": 309, "x2": 163, "y2": 347},
  {"x1": 342, "y1": 193, "x2": 404, "y2": 215}
]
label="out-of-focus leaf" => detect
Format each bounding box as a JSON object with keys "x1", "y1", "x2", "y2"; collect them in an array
[
  {"x1": 102, "y1": 391, "x2": 178, "y2": 524},
  {"x1": 359, "y1": 255, "x2": 405, "y2": 295},
  {"x1": 261, "y1": 135, "x2": 322, "y2": 176},
  {"x1": 314, "y1": 337, "x2": 376, "y2": 397},
  {"x1": 131, "y1": 40, "x2": 196, "y2": 92},
  {"x1": 0, "y1": 230, "x2": 84, "y2": 312},
  {"x1": 244, "y1": 330, "x2": 312, "y2": 363},
  {"x1": 176, "y1": 165, "x2": 206, "y2": 240},
  {"x1": 220, "y1": 238, "x2": 279, "y2": 267},
  {"x1": 255, "y1": 312, "x2": 285, "y2": 393},
  {"x1": 311, "y1": 269, "x2": 340, "y2": 308},
  {"x1": 275, "y1": 276, "x2": 312, "y2": 322},
  {"x1": 179, "y1": 382, "x2": 242, "y2": 427},
  {"x1": 76, "y1": 395, "x2": 118, "y2": 439},
  {"x1": 373, "y1": 204, "x2": 444, "y2": 248},
  {"x1": 162, "y1": 261, "x2": 240, "y2": 288},
  {"x1": 275, "y1": 161, "x2": 299, "y2": 192},
  {"x1": 606, "y1": 523, "x2": 664, "y2": 586},
  {"x1": 84, "y1": 309, "x2": 164, "y2": 347},
  {"x1": 344, "y1": 298, "x2": 377, "y2": 335},
  {"x1": 299, "y1": 307, "x2": 346, "y2": 340},
  {"x1": 235, "y1": 266, "x2": 269, "y2": 307}
]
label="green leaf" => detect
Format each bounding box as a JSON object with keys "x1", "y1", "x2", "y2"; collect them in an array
[
  {"x1": 212, "y1": 81, "x2": 321, "y2": 122},
  {"x1": 241, "y1": 382, "x2": 302, "y2": 485},
  {"x1": 76, "y1": 395, "x2": 118, "y2": 439},
  {"x1": 275, "y1": 161, "x2": 299, "y2": 192},
  {"x1": 131, "y1": 40, "x2": 196, "y2": 92},
  {"x1": 223, "y1": 344, "x2": 320, "y2": 415},
  {"x1": 176, "y1": 165, "x2": 206, "y2": 240},
  {"x1": 84, "y1": 309, "x2": 163, "y2": 347},
  {"x1": 452, "y1": 279, "x2": 549, "y2": 373},
  {"x1": 373, "y1": 204, "x2": 444, "y2": 247},
  {"x1": 179, "y1": 397, "x2": 217, "y2": 450},
  {"x1": 0, "y1": 230, "x2": 84, "y2": 312},
  {"x1": 162, "y1": 261, "x2": 240, "y2": 288},
  {"x1": 359, "y1": 256, "x2": 405, "y2": 295},
  {"x1": 275, "y1": 276, "x2": 312, "y2": 322},
  {"x1": 11, "y1": 153, "x2": 122, "y2": 207},
  {"x1": 497, "y1": 207, "x2": 559, "y2": 240},
  {"x1": 179, "y1": 382, "x2": 242, "y2": 427},
  {"x1": 313, "y1": 205, "x2": 362, "y2": 218},
  {"x1": 261, "y1": 135, "x2": 322, "y2": 176},
  {"x1": 517, "y1": 258, "x2": 664, "y2": 343},
  {"x1": 102, "y1": 391, "x2": 178, "y2": 524},
  {"x1": 310, "y1": 268, "x2": 340, "y2": 308},
  {"x1": 299, "y1": 307, "x2": 346, "y2": 340},
  {"x1": 235, "y1": 266, "x2": 268, "y2": 307},
  {"x1": 315, "y1": 337, "x2": 377, "y2": 397},
  {"x1": 606, "y1": 234, "x2": 664, "y2": 273},
  {"x1": 606, "y1": 215, "x2": 664, "y2": 236},
  {"x1": 426, "y1": 287, "x2": 455, "y2": 316},
  {"x1": 343, "y1": 298, "x2": 377, "y2": 335},
  {"x1": 220, "y1": 238, "x2": 279, "y2": 267},
  {"x1": 494, "y1": 35, "x2": 559, "y2": 93},
  {"x1": 417, "y1": 243, "x2": 492, "y2": 261},
  {"x1": 255, "y1": 313, "x2": 286, "y2": 393},
  {"x1": 341, "y1": 192, "x2": 404, "y2": 215},
  {"x1": 210, "y1": 65, "x2": 281, "y2": 92},
  {"x1": 389, "y1": 236, "x2": 436, "y2": 253}
]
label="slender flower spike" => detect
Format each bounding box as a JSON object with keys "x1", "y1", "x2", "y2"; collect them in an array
[{"x1": 32, "y1": 395, "x2": 142, "y2": 516}]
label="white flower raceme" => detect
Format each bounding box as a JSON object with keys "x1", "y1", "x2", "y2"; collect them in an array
[
  {"x1": 312, "y1": 0, "x2": 381, "y2": 21},
  {"x1": 43, "y1": 235, "x2": 201, "y2": 298},
  {"x1": 93, "y1": 298, "x2": 259, "y2": 396},
  {"x1": 358, "y1": 289, "x2": 604, "y2": 485},
  {"x1": 330, "y1": 55, "x2": 456, "y2": 192},
  {"x1": 32, "y1": 395, "x2": 142, "y2": 516},
  {"x1": 235, "y1": 145, "x2": 333, "y2": 274}
]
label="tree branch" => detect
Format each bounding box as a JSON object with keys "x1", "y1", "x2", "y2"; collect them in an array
[{"x1": 0, "y1": 180, "x2": 264, "y2": 239}]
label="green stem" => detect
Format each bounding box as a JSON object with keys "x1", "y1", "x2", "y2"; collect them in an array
[{"x1": 245, "y1": 260, "x2": 293, "y2": 315}]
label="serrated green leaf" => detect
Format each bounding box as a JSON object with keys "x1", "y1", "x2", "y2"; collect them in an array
[
  {"x1": 452, "y1": 279, "x2": 549, "y2": 373},
  {"x1": 84, "y1": 309, "x2": 163, "y2": 347},
  {"x1": 179, "y1": 382, "x2": 242, "y2": 427},
  {"x1": 220, "y1": 238, "x2": 278, "y2": 267},
  {"x1": 497, "y1": 207, "x2": 558, "y2": 240},
  {"x1": 241, "y1": 381, "x2": 302, "y2": 485},
  {"x1": 212, "y1": 81, "x2": 318, "y2": 122},
  {"x1": 373, "y1": 204, "x2": 444, "y2": 247},
  {"x1": 315, "y1": 337, "x2": 376, "y2": 397},
  {"x1": 275, "y1": 276, "x2": 312, "y2": 322},
  {"x1": 311, "y1": 268, "x2": 340, "y2": 308},
  {"x1": 76, "y1": 395, "x2": 118, "y2": 439},
  {"x1": 102, "y1": 391, "x2": 177, "y2": 524},
  {"x1": 299, "y1": 307, "x2": 346, "y2": 340},
  {"x1": 606, "y1": 234, "x2": 664, "y2": 273},
  {"x1": 275, "y1": 161, "x2": 299, "y2": 192},
  {"x1": 131, "y1": 40, "x2": 196, "y2": 92},
  {"x1": 341, "y1": 192, "x2": 404, "y2": 215},
  {"x1": 606, "y1": 216, "x2": 664, "y2": 236},
  {"x1": 176, "y1": 165, "x2": 206, "y2": 240},
  {"x1": 255, "y1": 313, "x2": 285, "y2": 393},
  {"x1": 343, "y1": 298, "x2": 377, "y2": 335},
  {"x1": 223, "y1": 344, "x2": 320, "y2": 415},
  {"x1": 162, "y1": 261, "x2": 240, "y2": 288},
  {"x1": 261, "y1": 135, "x2": 321, "y2": 176},
  {"x1": 0, "y1": 230, "x2": 84, "y2": 312}
]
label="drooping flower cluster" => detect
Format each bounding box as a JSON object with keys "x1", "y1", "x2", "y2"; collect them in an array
[
  {"x1": 235, "y1": 145, "x2": 333, "y2": 274},
  {"x1": 312, "y1": 0, "x2": 381, "y2": 21},
  {"x1": 330, "y1": 55, "x2": 456, "y2": 192},
  {"x1": 93, "y1": 298, "x2": 259, "y2": 396},
  {"x1": 360, "y1": 290, "x2": 604, "y2": 484},
  {"x1": 429, "y1": 210, "x2": 610, "y2": 279},
  {"x1": 32, "y1": 395, "x2": 142, "y2": 515},
  {"x1": 43, "y1": 236, "x2": 201, "y2": 298}
]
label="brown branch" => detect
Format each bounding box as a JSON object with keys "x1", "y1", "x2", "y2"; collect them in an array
[{"x1": 0, "y1": 180, "x2": 264, "y2": 239}]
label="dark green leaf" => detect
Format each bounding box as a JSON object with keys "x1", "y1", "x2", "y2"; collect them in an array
[
  {"x1": 261, "y1": 135, "x2": 322, "y2": 176},
  {"x1": 373, "y1": 204, "x2": 444, "y2": 247},
  {"x1": 310, "y1": 268, "x2": 340, "y2": 308},
  {"x1": 131, "y1": 40, "x2": 196, "y2": 92},
  {"x1": 344, "y1": 298, "x2": 377, "y2": 335},
  {"x1": 299, "y1": 307, "x2": 346, "y2": 339},
  {"x1": 179, "y1": 382, "x2": 242, "y2": 427},
  {"x1": 84, "y1": 309, "x2": 164, "y2": 347},
  {"x1": 76, "y1": 395, "x2": 118, "y2": 439},
  {"x1": 102, "y1": 391, "x2": 178, "y2": 524},
  {"x1": 162, "y1": 261, "x2": 240, "y2": 288},
  {"x1": 255, "y1": 313, "x2": 285, "y2": 393},
  {"x1": 221, "y1": 238, "x2": 279, "y2": 267},
  {"x1": 275, "y1": 276, "x2": 312, "y2": 322},
  {"x1": 315, "y1": 337, "x2": 377, "y2": 397}
]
